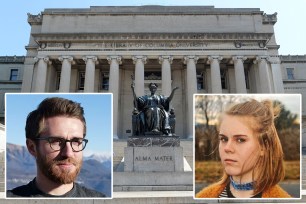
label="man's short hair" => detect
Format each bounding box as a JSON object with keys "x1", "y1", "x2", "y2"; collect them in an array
[{"x1": 25, "y1": 97, "x2": 86, "y2": 140}]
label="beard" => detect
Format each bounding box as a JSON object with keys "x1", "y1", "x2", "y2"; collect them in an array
[{"x1": 36, "y1": 153, "x2": 82, "y2": 184}]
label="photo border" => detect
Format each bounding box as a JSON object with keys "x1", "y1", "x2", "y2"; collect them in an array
[
  {"x1": 4, "y1": 92, "x2": 113, "y2": 200},
  {"x1": 193, "y1": 93, "x2": 302, "y2": 200}
]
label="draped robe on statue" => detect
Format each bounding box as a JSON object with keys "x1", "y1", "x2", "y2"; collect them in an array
[{"x1": 135, "y1": 94, "x2": 171, "y2": 135}]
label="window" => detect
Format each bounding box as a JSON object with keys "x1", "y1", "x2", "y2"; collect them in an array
[
  {"x1": 55, "y1": 71, "x2": 61, "y2": 90},
  {"x1": 197, "y1": 71, "x2": 205, "y2": 90},
  {"x1": 220, "y1": 69, "x2": 228, "y2": 89},
  {"x1": 78, "y1": 71, "x2": 85, "y2": 90},
  {"x1": 10, "y1": 69, "x2": 18, "y2": 81},
  {"x1": 286, "y1": 68, "x2": 294, "y2": 80},
  {"x1": 101, "y1": 72, "x2": 109, "y2": 90}
]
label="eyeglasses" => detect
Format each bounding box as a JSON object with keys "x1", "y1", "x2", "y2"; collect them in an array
[{"x1": 34, "y1": 136, "x2": 88, "y2": 152}]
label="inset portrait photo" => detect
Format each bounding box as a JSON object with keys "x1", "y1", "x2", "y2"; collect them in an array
[
  {"x1": 5, "y1": 93, "x2": 112, "y2": 198},
  {"x1": 0, "y1": 123, "x2": 4, "y2": 198},
  {"x1": 194, "y1": 94, "x2": 301, "y2": 199}
]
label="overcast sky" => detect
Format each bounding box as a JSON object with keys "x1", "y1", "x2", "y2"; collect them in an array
[{"x1": 1, "y1": 0, "x2": 305, "y2": 56}]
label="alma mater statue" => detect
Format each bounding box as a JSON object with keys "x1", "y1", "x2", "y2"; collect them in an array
[{"x1": 131, "y1": 81, "x2": 178, "y2": 136}]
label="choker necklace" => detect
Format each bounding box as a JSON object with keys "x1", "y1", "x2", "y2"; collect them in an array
[{"x1": 230, "y1": 176, "x2": 254, "y2": 191}]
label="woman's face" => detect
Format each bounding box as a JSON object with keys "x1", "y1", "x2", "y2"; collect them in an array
[
  {"x1": 218, "y1": 114, "x2": 260, "y2": 182},
  {"x1": 149, "y1": 85, "x2": 157, "y2": 93}
]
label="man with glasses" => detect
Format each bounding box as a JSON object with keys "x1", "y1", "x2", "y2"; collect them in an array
[{"x1": 7, "y1": 97, "x2": 106, "y2": 197}]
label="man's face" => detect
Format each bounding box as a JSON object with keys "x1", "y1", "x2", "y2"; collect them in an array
[{"x1": 36, "y1": 116, "x2": 84, "y2": 184}]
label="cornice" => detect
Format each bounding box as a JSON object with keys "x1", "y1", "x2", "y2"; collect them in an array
[
  {"x1": 266, "y1": 45, "x2": 280, "y2": 50},
  {"x1": 0, "y1": 56, "x2": 25, "y2": 63},
  {"x1": 31, "y1": 33, "x2": 273, "y2": 43},
  {"x1": 42, "y1": 6, "x2": 263, "y2": 16},
  {"x1": 280, "y1": 55, "x2": 306, "y2": 63}
]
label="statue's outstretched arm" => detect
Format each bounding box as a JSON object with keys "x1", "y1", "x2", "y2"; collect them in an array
[{"x1": 167, "y1": 87, "x2": 179, "y2": 102}]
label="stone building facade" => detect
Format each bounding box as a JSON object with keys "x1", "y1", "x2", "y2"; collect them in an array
[
  {"x1": 19, "y1": 6, "x2": 292, "y2": 139},
  {"x1": 0, "y1": 56, "x2": 24, "y2": 124},
  {"x1": 281, "y1": 55, "x2": 306, "y2": 147}
]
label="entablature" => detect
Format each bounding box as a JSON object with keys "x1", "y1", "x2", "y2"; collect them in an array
[{"x1": 31, "y1": 32, "x2": 273, "y2": 51}]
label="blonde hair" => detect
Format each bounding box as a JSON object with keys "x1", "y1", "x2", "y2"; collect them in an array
[{"x1": 219, "y1": 99, "x2": 284, "y2": 195}]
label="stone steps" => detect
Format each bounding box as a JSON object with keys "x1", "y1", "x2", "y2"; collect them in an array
[
  {"x1": 114, "y1": 185, "x2": 193, "y2": 192},
  {"x1": 114, "y1": 171, "x2": 192, "y2": 187},
  {"x1": 0, "y1": 182, "x2": 4, "y2": 192}
]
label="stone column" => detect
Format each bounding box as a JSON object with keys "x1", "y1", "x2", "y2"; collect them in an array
[
  {"x1": 254, "y1": 56, "x2": 273, "y2": 93},
  {"x1": 107, "y1": 56, "x2": 122, "y2": 139},
  {"x1": 269, "y1": 57, "x2": 284, "y2": 93},
  {"x1": 232, "y1": 56, "x2": 247, "y2": 93},
  {"x1": 208, "y1": 56, "x2": 223, "y2": 93},
  {"x1": 132, "y1": 56, "x2": 147, "y2": 96},
  {"x1": 83, "y1": 56, "x2": 98, "y2": 92},
  {"x1": 21, "y1": 57, "x2": 36, "y2": 92},
  {"x1": 159, "y1": 56, "x2": 173, "y2": 96},
  {"x1": 34, "y1": 57, "x2": 50, "y2": 92},
  {"x1": 58, "y1": 56, "x2": 73, "y2": 92},
  {"x1": 184, "y1": 56, "x2": 198, "y2": 139}
]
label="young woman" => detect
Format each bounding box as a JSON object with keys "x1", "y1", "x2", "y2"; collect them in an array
[{"x1": 196, "y1": 99, "x2": 291, "y2": 198}]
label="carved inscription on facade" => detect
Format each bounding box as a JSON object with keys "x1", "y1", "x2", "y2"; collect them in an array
[
  {"x1": 73, "y1": 42, "x2": 209, "y2": 50},
  {"x1": 47, "y1": 43, "x2": 63, "y2": 48}
]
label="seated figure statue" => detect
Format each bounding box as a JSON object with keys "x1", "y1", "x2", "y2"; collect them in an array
[{"x1": 131, "y1": 83, "x2": 178, "y2": 136}]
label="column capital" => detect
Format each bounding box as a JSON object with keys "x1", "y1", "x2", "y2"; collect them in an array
[
  {"x1": 34, "y1": 56, "x2": 51, "y2": 65},
  {"x1": 183, "y1": 56, "x2": 199, "y2": 64},
  {"x1": 253, "y1": 56, "x2": 269, "y2": 64},
  {"x1": 107, "y1": 56, "x2": 122, "y2": 65},
  {"x1": 83, "y1": 56, "x2": 98, "y2": 64},
  {"x1": 132, "y1": 56, "x2": 147, "y2": 64},
  {"x1": 207, "y1": 56, "x2": 223, "y2": 64},
  {"x1": 59, "y1": 56, "x2": 74, "y2": 62},
  {"x1": 158, "y1": 56, "x2": 173, "y2": 64},
  {"x1": 232, "y1": 56, "x2": 247, "y2": 62}
]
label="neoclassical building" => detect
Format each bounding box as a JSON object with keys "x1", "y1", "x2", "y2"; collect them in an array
[
  {"x1": 281, "y1": 55, "x2": 306, "y2": 147},
  {"x1": 21, "y1": 6, "x2": 288, "y2": 139},
  {"x1": 0, "y1": 56, "x2": 24, "y2": 124}
]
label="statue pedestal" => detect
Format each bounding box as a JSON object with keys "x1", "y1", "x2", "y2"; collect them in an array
[
  {"x1": 125, "y1": 136, "x2": 183, "y2": 172},
  {"x1": 113, "y1": 136, "x2": 192, "y2": 191},
  {"x1": 124, "y1": 146, "x2": 183, "y2": 172},
  {"x1": 127, "y1": 136, "x2": 180, "y2": 147}
]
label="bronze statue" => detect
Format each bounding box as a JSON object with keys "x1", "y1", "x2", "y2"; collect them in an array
[{"x1": 131, "y1": 77, "x2": 178, "y2": 136}]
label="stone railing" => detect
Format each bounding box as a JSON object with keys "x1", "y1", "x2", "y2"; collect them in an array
[
  {"x1": 280, "y1": 55, "x2": 306, "y2": 62},
  {"x1": 0, "y1": 56, "x2": 25, "y2": 63}
]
